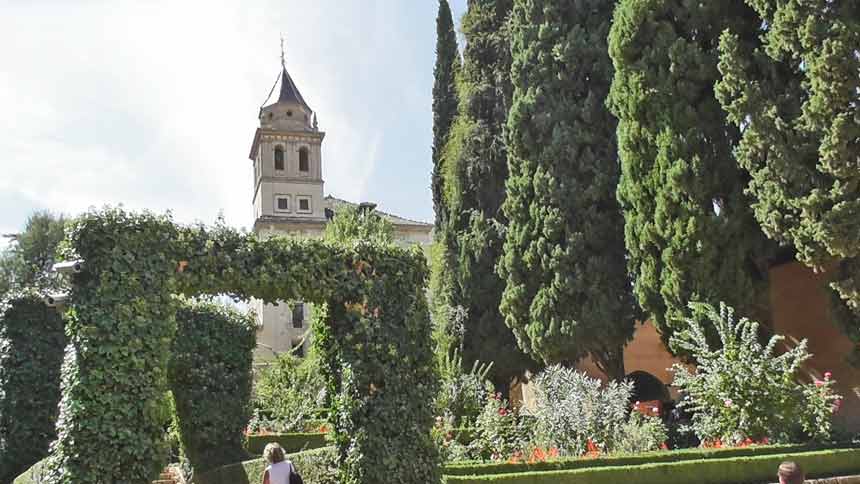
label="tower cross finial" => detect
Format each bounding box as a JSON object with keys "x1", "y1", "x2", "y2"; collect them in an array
[{"x1": 280, "y1": 33, "x2": 286, "y2": 69}]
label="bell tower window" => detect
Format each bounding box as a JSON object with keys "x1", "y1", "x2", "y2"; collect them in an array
[
  {"x1": 274, "y1": 146, "x2": 285, "y2": 171},
  {"x1": 299, "y1": 147, "x2": 309, "y2": 173}
]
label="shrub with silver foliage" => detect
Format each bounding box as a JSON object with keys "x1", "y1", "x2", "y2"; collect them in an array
[{"x1": 530, "y1": 366, "x2": 634, "y2": 455}]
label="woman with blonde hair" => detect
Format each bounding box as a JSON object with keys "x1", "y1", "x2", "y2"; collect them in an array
[{"x1": 261, "y1": 442, "x2": 302, "y2": 484}]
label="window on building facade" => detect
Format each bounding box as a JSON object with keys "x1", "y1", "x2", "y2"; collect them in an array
[
  {"x1": 274, "y1": 146, "x2": 285, "y2": 171},
  {"x1": 299, "y1": 147, "x2": 309, "y2": 172},
  {"x1": 298, "y1": 197, "x2": 311, "y2": 213},
  {"x1": 275, "y1": 196, "x2": 290, "y2": 212},
  {"x1": 292, "y1": 303, "x2": 304, "y2": 328}
]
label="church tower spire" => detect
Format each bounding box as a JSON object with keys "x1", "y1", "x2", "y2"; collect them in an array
[{"x1": 248, "y1": 41, "x2": 326, "y2": 232}]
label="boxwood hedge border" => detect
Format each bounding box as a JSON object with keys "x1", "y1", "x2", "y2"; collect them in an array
[
  {"x1": 442, "y1": 448, "x2": 860, "y2": 483},
  {"x1": 443, "y1": 442, "x2": 850, "y2": 476},
  {"x1": 245, "y1": 432, "x2": 329, "y2": 456}
]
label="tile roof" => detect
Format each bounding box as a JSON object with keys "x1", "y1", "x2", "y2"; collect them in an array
[
  {"x1": 277, "y1": 67, "x2": 311, "y2": 112},
  {"x1": 325, "y1": 196, "x2": 432, "y2": 228}
]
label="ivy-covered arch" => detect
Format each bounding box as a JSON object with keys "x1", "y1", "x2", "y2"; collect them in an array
[{"x1": 44, "y1": 208, "x2": 439, "y2": 484}]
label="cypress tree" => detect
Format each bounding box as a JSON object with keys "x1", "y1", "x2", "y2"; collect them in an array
[
  {"x1": 716, "y1": 0, "x2": 860, "y2": 359},
  {"x1": 432, "y1": 0, "x2": 461, "y2": 231},
  {"x1": 499, "y1": 0, "x2": 635, "y2": 380},
  {"x1": 607, "y1": 0, "x2": 775, "y2": 347},
  {"x1": 441, "y1": 0, "x2": 536, "y2": 389}
]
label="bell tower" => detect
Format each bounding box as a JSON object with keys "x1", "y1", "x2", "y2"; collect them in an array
[{"x1": 248, "y1": 51, "x2": 326, "y2": 234}]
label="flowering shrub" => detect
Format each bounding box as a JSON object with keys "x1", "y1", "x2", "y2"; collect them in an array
[
  {"x1": 432, "y1": 414, "x2": 474, "y2": 463},
  {"x1": 615, "y1": 411, "x2": 669, "y2": 454},
  {"x1": 436, "y1": 349, "x2": 494, "y2": 427},
  {"x1": 471, "y1": 392, "x2": 531, "y2": 461},
  {"x1": 529, "y1": 366, "x2": 635, "y2": 455},
  {"x1": 671, "y1": 302, "x2": 842, "y2": 445}
]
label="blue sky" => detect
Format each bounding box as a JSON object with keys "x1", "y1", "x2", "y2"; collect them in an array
[{"x1": 0, "y1": 0, "x2": 467, "y2": 244}]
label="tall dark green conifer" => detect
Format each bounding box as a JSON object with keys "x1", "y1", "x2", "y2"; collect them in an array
[
  {"x1": 441, "y1": 0, "x2": 536, "y2": 389},
  {"x1": 499, "y1": 0, "x2": 635, "y2": 380},
  {"x1": 607, "y1": 0, "x2": 774, "y2": 348},
  {"x1": 716, "y1": 0, "x2": 860, "y2": 360},
  {"x1": 432, "y1": 0, "x2": 460, "y2": 231}
]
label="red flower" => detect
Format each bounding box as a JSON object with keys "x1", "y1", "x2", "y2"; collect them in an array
[
  {"x1": 660, "y1": 442, "x2": 669, "y2": 450},
  {"x1": 498, "y1": 407, "x2": 508, "y2": 417}
]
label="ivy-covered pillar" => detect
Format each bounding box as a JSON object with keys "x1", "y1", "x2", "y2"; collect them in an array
[
  {"x1": 315, "y1": 245, "x2": 440, "y2": 484},
  {"x1": 0, "y1": 295, "x2": 66, "y2": 483},
  {"x1": 46, "y1": 210, "x2": 180, "y2": 484}
]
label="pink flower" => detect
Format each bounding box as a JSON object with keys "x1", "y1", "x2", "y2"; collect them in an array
[
  {"x1": 815, "y1": 379, "x2": 825, "y2": 387},
  {"x1": 724, "y1": 398, "x2": 733, "y2": 407},
  {"x1": 498, "y1": 408, "x2": 508, "y2": 417},
  {"x1": 824, "y1": 371, "x2": 833, "y2": 380},
  {"x1": 652, "y1": 407, "x2": 660, "y2": 414}
]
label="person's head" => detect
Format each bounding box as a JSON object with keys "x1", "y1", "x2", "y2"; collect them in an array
[
  {"x1": 263, "y1": 443, "x2": 286, "y2": 464},
  {"x1": 778, "y1": 461, "x2": 804, "y2": 484}
]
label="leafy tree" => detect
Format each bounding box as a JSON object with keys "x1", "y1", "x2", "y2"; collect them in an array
[
  {"x1": 440, "y1": 0, "x2": 536, "y2": 390},
  {"x1": 0, "y1": 211, "x2": 67, "y2": 294},
  {"x1": 500, "y1": 0, "x2": 636, "y2": 380},
  {"x1": 432, "y1": 0, "x2": 461, "y2": 231},
  {"x1": 715, "y1": 0, "x2": 860, "y2": 359},
  {"x1": 607, "y1": 0, "x2": 774, "y2": 348},
  {"x1": 323, "y1": 204, "x2": 394, "y2": 245}
]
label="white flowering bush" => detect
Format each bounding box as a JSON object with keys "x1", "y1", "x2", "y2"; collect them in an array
[
  {"x1": 530, "y1": 366, "x2": 640, "y2": 455},
  {"x1": 671, "y1": 302, "x2": 842, "y2": 446}
]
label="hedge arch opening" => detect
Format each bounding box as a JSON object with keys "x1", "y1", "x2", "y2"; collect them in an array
[{"x1": 44, "y1": 208, "x2": 439, "y2": 484}]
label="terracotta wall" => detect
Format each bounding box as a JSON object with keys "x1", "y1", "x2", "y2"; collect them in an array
[
  {"x1": 768, "y1": 261, "x2": 860, "y2": 430},
  {"x1": 538, "y1": 261, "x2": 860, "y2": 431}
]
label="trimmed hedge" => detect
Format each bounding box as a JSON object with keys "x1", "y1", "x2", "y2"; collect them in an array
[
  {"x1": 197, "y1": 446, "x2": 337, "y2": 484},
  {"x1": 443, "y1": 443, "x2": 843, "y2": 476},
  {"x1": 245, "y1": 432, "x2": 329, "y2": 455},
  {"x1": 12, "y1": 458, "x2": 47, "y2": 484},
  {"x1": 442, "y1": 448, "x2": 860, "y2": 483},
  {"x1": 42, "y1": 208, "x2": 437, "y2": 484},
  {"x1": 0, "y1": 296, "x2": 65, "y2": 484},
  {"x1": 169, "y1": 300, "x2": 257, "y2": 474}
]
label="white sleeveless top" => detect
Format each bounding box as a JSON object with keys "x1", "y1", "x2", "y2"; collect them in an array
[{"x1": 266, "y1": 460, "x2": 294, "y2": 484}]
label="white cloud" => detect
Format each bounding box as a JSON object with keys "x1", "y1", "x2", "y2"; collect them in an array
[{"x1": 0, "y1": 0, "x2": 439, "y2": 234}]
